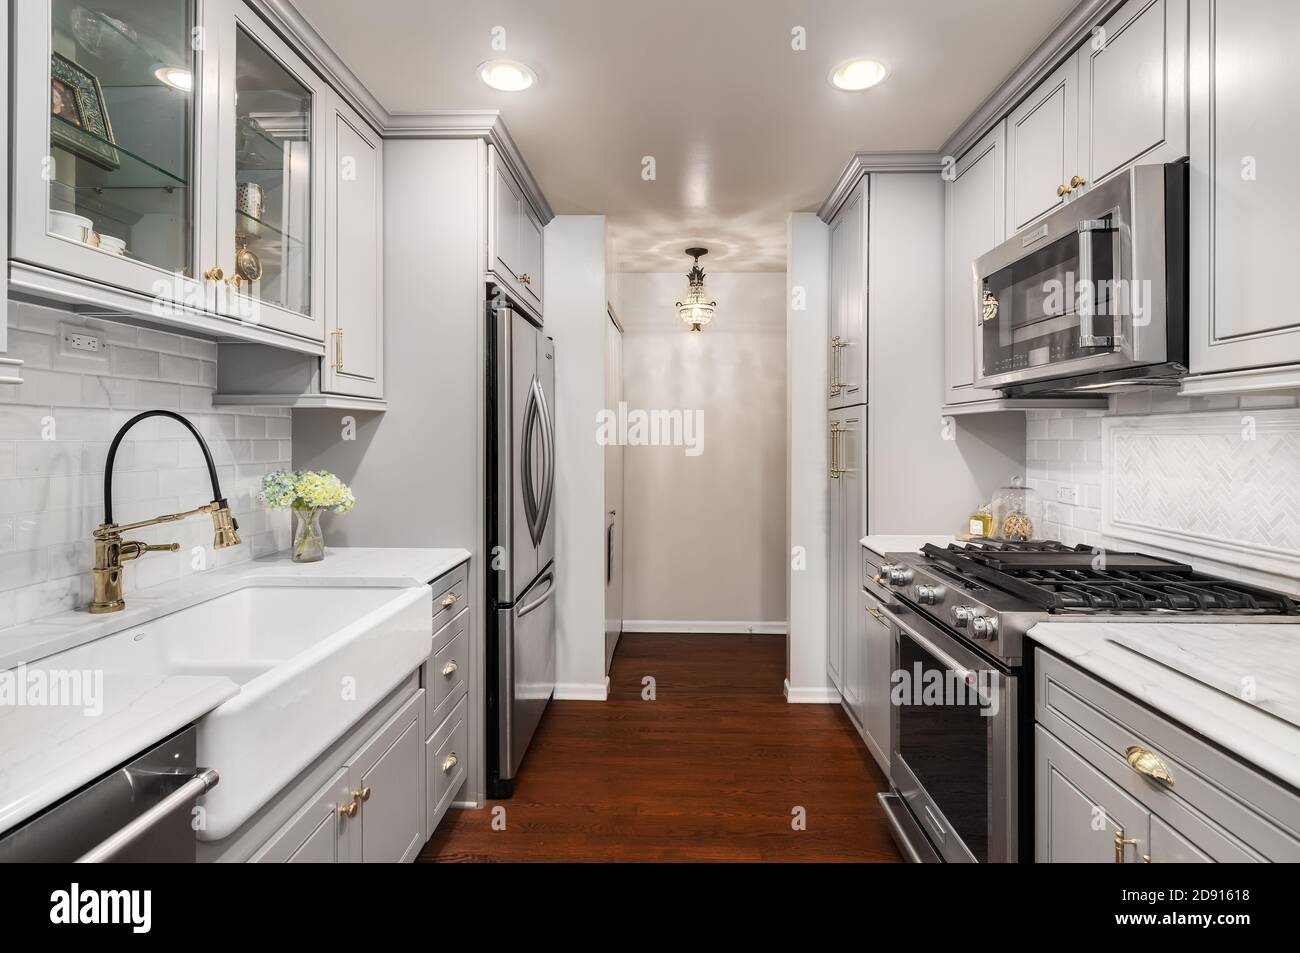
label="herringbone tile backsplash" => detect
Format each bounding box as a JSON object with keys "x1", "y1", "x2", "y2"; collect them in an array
[{"x1": 1026, "y1": 389, "x2": 1300, "y2": 594}]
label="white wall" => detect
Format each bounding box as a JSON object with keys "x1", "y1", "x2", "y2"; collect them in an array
[
  {"x1": 615, "y1": 270, "x2": 787, "y2": 631},
  {"x1": 784, "y1": 213, "x2": 834, "y2": 701},
  {"x1": 545, "y1": 216, "x2": 610, "y2": 698},
  {"x1": 0, "y1": 302, "x2": 291, "y2": 628}
]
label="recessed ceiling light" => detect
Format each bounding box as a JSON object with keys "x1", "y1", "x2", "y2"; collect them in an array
[
  {"x1": 478, "y1": 59, "x2": 536, "y2": 92},
  {"x1": 153, "y1": 65, "x2": 193, "y2": 92},
  {"x1": 829, "y1": 58, "x2": 888, "y2": 91}
]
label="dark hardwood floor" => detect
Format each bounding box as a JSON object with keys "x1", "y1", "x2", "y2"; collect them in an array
[{"x1": 419, "y1": 633, "x2": 901, "y2": 862}]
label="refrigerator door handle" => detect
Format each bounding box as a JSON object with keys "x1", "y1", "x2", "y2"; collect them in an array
[
  {"x1": 518, "y1": 568, "x2": 556, "y2": 618},
  {"x1": 520, "y1": 378, "x2": 542, "y2": 544},
  {"x1": 535, "y1": 378, "x2": 556, "y2": 540}
]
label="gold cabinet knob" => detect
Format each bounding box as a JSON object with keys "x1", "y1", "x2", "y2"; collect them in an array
[
  {"x1": 520, "y1": 274, "x2": 532, "y2": 285},
  {"x1": 225, "y1": 273, "x2": 243, "y2": 291},
  {"x1": 1070, "y1": 175, "x2": 1087, "y2": 189},
  {"x1": 353, "y1": 786, "x2": 371, "y2": 803},
  {"x1": 204, "y1": 266, "x2": 224, "y2": 281},
  {"x1": 441, "y1": 593, "x2": 457, "y2": 607},
  {"x1": 339, "y1": 799, "x2": 358, "y2": 818},
  {"x1": 442, "y1": 752, "x2": 459, "y2": 774},
  {"x1": 441, "y1": 660, "x2": 458, "y2": 678},
  {"x1": 1125, "y1": 745, "x2": 1174, "y2": 787},
  {"x1": 1057, "y1": 183, "x2": 1070, "y2": 197}
]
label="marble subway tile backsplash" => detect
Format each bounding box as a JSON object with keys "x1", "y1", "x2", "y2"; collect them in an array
[
  {"x1": 0, "y1": 301, "x2": 292, "y2": 629},
  {"x1": 1026, "y1": 388, "x2": 1300, "y2": 594}
]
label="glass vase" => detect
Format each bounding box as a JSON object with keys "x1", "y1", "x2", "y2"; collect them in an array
[{"x1": 293, "y1": 508, "x2": 325, "y2": 562}]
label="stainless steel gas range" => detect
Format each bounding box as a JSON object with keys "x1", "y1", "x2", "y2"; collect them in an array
[{"x1": 872, "y1": 540, "x2": 1298, "y2": 863}]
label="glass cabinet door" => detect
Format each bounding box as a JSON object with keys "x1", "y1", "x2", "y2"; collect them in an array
[
  {"x1": 11, "y1": 0, "x2": 212, "y2": 304},
  {"x1": 216, "y1": 4, "x2": 325, "y2": 341}
]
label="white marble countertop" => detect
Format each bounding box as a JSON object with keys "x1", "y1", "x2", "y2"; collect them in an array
[
  {"x1": 861, "y1": 534, "x2": 956, "y2": 557},
  {"x1": 0, "y1": 547, "x2": 469, "y2": 835},
  {"x1": 1029, "y1": 621, "x2": 1300, "y2": 790}
]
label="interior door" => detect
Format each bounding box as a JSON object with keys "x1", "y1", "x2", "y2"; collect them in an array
[{"x1": 604, "y1": 311, "x2": 625, "y2": 674}]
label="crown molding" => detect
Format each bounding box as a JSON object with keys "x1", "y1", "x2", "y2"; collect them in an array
[
  {"x1": 249, "y1": 1, "x2": 554, "y2": 223},
  {"x1": 939, "y1": 0, "x2": 1125, "y2": 162},
  {"x1": 817, "y1": 152, "x2": 943, "y2": 222}
]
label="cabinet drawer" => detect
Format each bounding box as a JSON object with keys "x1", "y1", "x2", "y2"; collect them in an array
[
  {"x1": 1036, "y1": 648, "x2": 1299, "y2": 860},
  {"x1": 426, "y1": 695, "x2": 469, "y2": 833},
  {"x1": 423, "y1": 608, "x2": 469, "y2": 729},
  {"x1": 430, "y1": 561, "x2": 469, "y2": 631}
]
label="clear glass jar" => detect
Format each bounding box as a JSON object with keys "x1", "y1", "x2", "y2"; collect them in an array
[{"x1": 991, "y1": 477, "x2": 1043, "y2": 542}]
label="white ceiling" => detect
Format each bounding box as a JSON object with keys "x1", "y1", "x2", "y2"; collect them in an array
[{"x1": 293, "y1": 0, "x2": 1078, "y2": 271}]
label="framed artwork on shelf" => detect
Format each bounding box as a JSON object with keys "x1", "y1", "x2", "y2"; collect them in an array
[{"x1": 50, "y1": 52, "x2": 120, "y2": 170}]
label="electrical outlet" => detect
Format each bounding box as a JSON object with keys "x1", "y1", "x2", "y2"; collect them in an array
[
  {"x1": 1056, "y1": 483, "x2": 1081, "y2": 506},
  {"x1": 58, "y1": 324, "x2": 106, "y2": 361}
]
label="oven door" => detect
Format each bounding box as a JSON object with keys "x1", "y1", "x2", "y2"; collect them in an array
[
  {"x1": 973, "y1": 163, "x2": 1172, "y2": 390},
  {"x1": 882, "y1": 601, "x2": 1017, "y2": 863}
]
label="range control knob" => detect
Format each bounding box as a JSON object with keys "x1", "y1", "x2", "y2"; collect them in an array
[
  {"x1": 886, "y1": 565, "x2": 914, "y2": 587},
  {"x1": 971, "y1": 614, "x2": 1000, "y2": 641},
  {"x1": 951, "y1": 605, "x2": 976, "y2": 628},
  {"x1": 914, "y1": 584, "x2": 944, "y2": 606}
]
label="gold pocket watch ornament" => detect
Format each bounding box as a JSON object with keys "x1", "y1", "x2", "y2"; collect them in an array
[{"x1": 234, "y1": 233, "x2": 263, "y2": 284}]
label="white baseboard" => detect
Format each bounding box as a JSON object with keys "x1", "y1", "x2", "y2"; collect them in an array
[
  {"x1": 783, "y1": 678, "x2": 841, "y2": 704},
  {"x1": 622, "y1": 620, "x2": 788, "y2": 635},
  {"x1": 554, "y1": 681, "x2": 608, "y2": 701}
]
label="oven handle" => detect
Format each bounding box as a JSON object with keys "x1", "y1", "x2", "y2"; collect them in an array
[{"x1": 877, "y1": 604, "x2": 993, "y2": 706}]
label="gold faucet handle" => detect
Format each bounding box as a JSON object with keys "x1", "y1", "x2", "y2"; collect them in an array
[{"x1": 121, "y1": 540, "x2": 181, "y2": 560}]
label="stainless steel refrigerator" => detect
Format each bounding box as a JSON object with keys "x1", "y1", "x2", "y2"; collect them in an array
[{"x1": 487, "y1": 297, "x2": 557, "y2": 799}]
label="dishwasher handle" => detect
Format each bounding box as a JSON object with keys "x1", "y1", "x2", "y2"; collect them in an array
[{"x1": 76, "y1": 768, "x2": 219, "y2": 863}]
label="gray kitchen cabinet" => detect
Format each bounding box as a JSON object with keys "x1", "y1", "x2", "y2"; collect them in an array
[
  {"x1": 348, "y1": 689, "x2": 425, "y2": 864},
  {"x1": 842, "y1": 584, "x2": 864, "y2": 730},
  {"x1": 1076, "y1": 0, "x2": 1188, "y2": 195},
  {"x1": 321, "y1": 91, "x2": 384, "y2": 399},
  {"x1": 859, "y1": 587, "x2": 892, "y2": 774},
  {"x1": 944, "y1": 123, "x2": 1006, "y2": 406},
  {"x1": 827, "y1": 178, "x2": 866, "y2": 409},
  {"x1": 1006, "y1": 58, "x2": 1078, "y2": 233},
  {"x1": 1187, "y1": 0, "x2": 1300, "y2": 376},
  {"x1": 827, "y1": 405, "x2": 866, "y2": 694},
  {"x1": 1035, "y1": 648, "x2": 1299, "y2": 862},
  {"x1": 488, "y1": 144, "x2": 544, "y2": 315},
  {"x1": 1036, "y1": 726, "x2": 1151, "y2": 862},
  {"x1": 8, "y1": 0, "x2": 338, "y2": 353},
  {"x1": 426, "y1": 695, "x2": 469, "y2": 833},
  {"x1": 251, "y1": 768, "x2": 354, "y2": 863}
]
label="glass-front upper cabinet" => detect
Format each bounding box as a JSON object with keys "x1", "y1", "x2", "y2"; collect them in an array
[
  {"x1": 10, "y1": 0, "x2": 219, "y2": 311},
  {"x1": 213, "y1": 3, "x2": 325, "y2": 341}
]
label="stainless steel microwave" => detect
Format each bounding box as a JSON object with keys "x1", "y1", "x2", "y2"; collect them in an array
[{"x1": 973, "y1": 159, "x2": 1188, "y2": 395}]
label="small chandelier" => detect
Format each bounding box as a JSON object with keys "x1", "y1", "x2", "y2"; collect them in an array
[{"x1": 676, "y1": 247, "x2": 717, "y2": 331}]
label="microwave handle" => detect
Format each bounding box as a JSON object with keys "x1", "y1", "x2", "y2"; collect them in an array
[{"x1": 1077, "y1": 219, "x2": 1118, "y2": 350}]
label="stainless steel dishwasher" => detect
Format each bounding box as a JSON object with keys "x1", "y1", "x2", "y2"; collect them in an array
[{"x1": 0, "y1": 726, "x2": 218, "y2": 863}]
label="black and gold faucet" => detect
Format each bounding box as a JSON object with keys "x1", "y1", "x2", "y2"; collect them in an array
[{"x1": 90, "y1": 410, "x2": 241, "y2": 614}]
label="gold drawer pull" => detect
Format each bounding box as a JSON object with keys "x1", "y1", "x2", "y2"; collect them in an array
[
  {"x1": 339, "y1": 799, "x2": 358, "y2": 819},
  {"x1": 442, "y1": 752, "x2": 459, "y2": 774},
  {"x1": 204, "y1": 266, "x2": 224, "y2": 282},
  {"x1": 441, "y1": 660, "x2": 459, "y2": 678},
  {"x1": 1114, "y1": 829, "x2": 1139, "y2": 863},
  {"x1": 440, "y1": 593, "x2": 458, "y2": 608},
  {"x1": 353, "y1": 786, "x2": 371, "y2": 803},
  {"x1": 1125, "y1": 745, "x2": 1174, "y2": 787}
]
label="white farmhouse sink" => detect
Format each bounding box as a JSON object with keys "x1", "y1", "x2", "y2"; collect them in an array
[
  {"x1": 67, "y1": 582, "x2": 433, "y2": 841},
  {"x1": 190, "y1": 585, "x2": 432, "y2": 840}
]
